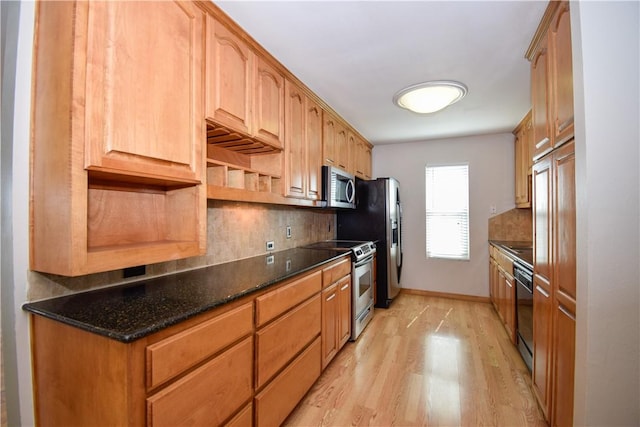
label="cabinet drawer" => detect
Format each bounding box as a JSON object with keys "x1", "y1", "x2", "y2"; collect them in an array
[
  {"x1": 255, "y1": 336, "x2": 321, "y2": 427},
  {"x1": 147, "y1": 336, "x2": 253, "y2": 427},
  {"x1": 146, "y1": 302, "x2": 253, "y2": 389},
  {"x1": 255, "y1": 270, "x2": 321, "y2": 327},
  {"x1": 322, "y1": 257, "x2": 351, "y2": 287},
  {"x1": 256, "y1": 294, "x2": 321, "y2": 388}
]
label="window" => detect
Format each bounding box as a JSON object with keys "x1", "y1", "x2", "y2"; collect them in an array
[{"x1": 425, "y1": 164, "x2": 470, "y2": 260}]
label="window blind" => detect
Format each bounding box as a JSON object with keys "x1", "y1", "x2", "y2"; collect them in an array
[{"x1": 425, "y1": 164, "x2": 470, "y2": 260}]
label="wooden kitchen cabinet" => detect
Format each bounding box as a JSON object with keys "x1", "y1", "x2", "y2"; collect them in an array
[
  {"x1": 205, "y1": 14, "x2": 284, "y2": 150},
  {"x1": 351, "y1": 132, "x2": 373, "y2": 180},
  {"x1": 323, "y1": 111, "x2": 349, "y2": 170},
  {"x1": 321, "y1": 282, "x2": 339, "y2": 367},
  {"x1": 255, "y1": 268, "x2": 326, "y2": 426},
  {"x1": 321, "y1": 258, "x2": 352, "y2": 368},
  {"x1": 513, "y1": 111, "x2": 533, "y2": 208},
  {"x1": 30, "y1": 0, "x2": 206, "y2": 276},
  {"x1": 284, "y1": 80, "x2": 322, "y2": 201},
  {"x1": 532, "y1": 140, "x2": 576, "y2": 424},
  {"x1": 30, "y1": 300, "x2": 254, "y2": 426},
  {"x1": 528, "y1": 1, "x2": 574, "y2": 161},
  {"x1": 489, "y1": 244, "x2": 517, "y2": 344},
  {"x1": 337, "y1": 275, "x2": 353, "y2": 349}
]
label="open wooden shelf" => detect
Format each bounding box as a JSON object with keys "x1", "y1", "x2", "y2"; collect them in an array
[{"x1": 207, "y1": 123, "x2": 282, "y2": 155}]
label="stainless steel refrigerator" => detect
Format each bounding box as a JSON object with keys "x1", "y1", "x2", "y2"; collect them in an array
[{"x1": 337, "y1": 177, "x2": 402, "y2": 308}]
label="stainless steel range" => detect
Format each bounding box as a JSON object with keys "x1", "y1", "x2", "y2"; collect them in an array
[{"x1": 303, "y1": 240, "x2": 376, "y2": 340}]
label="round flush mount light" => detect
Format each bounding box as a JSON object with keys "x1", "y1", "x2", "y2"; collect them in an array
[{"x1": 393, "y1": 80, "x2": 468, "y2": 114}]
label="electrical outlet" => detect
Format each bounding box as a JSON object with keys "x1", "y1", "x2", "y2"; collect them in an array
[
  {"x1": 266, "y1": 255, "x2": 274, "y2": 265},
  {"x1": 266, "y1": 241, "x2": 275, "y2": 251},
  {"x1": 286, "y1": 226, "x2": 292, "y2": 239}
]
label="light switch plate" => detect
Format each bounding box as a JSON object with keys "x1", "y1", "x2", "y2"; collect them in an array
[{"x1": 286, "y1": 226, "x2": 292, "y2": 239}]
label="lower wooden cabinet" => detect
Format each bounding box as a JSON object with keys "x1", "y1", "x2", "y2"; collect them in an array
[
  {"x1": 488, "y1": 244, "x2": 516, "y2": 344},
  {"x1": 29, "y1": 255, "x2": 352, "y2": 426},
  {"x1": 147, "y1": 337, "x2": 253, "y2": 427},
  {"x1": 255, "y1": 337, "x2": 321, "y2": 427},
  {"x1": 321, "y1": 260, "x2": 352, "y2": 369}
]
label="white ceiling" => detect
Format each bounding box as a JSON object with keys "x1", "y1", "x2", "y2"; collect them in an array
[{"x1": 214, "y1": 1, "x2": 548, "y2": 145}]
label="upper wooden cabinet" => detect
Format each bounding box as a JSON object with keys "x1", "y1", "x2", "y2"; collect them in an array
[
  {"x1": 206, "y1": 16, "x2": 252, "y2": 135},
  {"x1": 205, "y1": 15, "x2": 285, "y2": 150},
  {"x1": 83, "y1": 1, "x2": 203, "y2": 184},
  {"x1": 323, "y1": 111, "x2": 349, "y2": 170},
  {"x1": 30, "y1": 1, "x2": 206, "y2": 276},
  {"x1": 550, "y1": 2, "x2": 574, "y2": 145},
  {"x1": 284, "y1": 80, "x2": 322, "y2": 201},
  {"x1": 352, "y1": 133, "x2": 373, "y2": 180},
  {"x1": 528, "y1": 1, "x2": 574, "y2": 161},
  {"x1": 198, "y1": 1, "x2": 373, "y2": 205},
  {"x1": 513, "y1": 111, "x2": 533, "y2": 208}
]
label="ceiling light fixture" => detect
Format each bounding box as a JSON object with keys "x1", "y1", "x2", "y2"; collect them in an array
[{"x1": 393, "y1": 80, "x2": 468, "y2": 114}]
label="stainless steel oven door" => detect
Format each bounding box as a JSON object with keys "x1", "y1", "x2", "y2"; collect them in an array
[{"x1": 352, "y1": 254, "x2": 374, "y2": 337}]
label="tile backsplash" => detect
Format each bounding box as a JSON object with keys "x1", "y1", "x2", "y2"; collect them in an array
[
  {"x1": 488, "y1": 208, "x2": 532, "y2": 242},
  {"x1": 27, "y1": 200, "x2": 336, "y2": 301}
]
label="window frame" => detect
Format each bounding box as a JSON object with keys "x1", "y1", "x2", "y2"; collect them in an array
[{"x1": 425, "y1": 163, "x2": 470, "y2": 261}]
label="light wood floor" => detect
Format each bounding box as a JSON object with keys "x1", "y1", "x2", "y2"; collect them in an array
[{"x1": 285, "y1": 293, "x2": 547, "y2": 427}]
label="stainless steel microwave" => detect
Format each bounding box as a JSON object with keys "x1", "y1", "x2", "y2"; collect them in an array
[{"x1": 322, "y1": 165, "x2": 356, "y2": 209}]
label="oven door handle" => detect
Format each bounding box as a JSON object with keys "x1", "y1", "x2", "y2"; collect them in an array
[{"x1": 355, "y1": 254, "x2": 375, "y2": 267}]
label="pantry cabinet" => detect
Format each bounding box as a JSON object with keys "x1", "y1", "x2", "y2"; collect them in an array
[
  {"x1": 532, "y1": 141, "x2": 576, "y2": 424},
  {"x1": 528, "y1": 1, "x2": 574, "y2": 161},
  {"x1": 30, "y1": 0, "x2": 206, "y2": 276}
]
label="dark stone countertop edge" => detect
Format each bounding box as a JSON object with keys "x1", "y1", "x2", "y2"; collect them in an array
[
  {"x1": 489, "y1": 240, "x2": 534, "y2": 269},
  {"x1": 23, "y1": 251, "x2": 347, "y2": 343}
]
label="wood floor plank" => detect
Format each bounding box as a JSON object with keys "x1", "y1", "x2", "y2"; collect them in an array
[{"x1": 284, "y1": 293, "x2": 547, "y2": 427}]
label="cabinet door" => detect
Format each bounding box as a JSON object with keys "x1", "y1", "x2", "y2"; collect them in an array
[
  {"x1": 321, "y1": 283, "x2": 339, "y2": 369},
  {"x1": 504, "y1": 273, "x2": 516, "y2": 344},
  {"x1": 336, "y1": 124, "x2": 350, "y2": 171},
  {"x1": 254, "y1": 56, "x2": 285, "y2": 148},
  {"x1": 551, "y1": 1, "x2": 574, "y2": 146},
  {"x1": 514, "y1": 112, "x2": 532, "y2": 208},
  {"x1": 552, "y1": 302, "x2": 575, "y2": 427},
  {"x1": 306, "y1": 97, "x2": 323, "y2": 200},
  {"x1": 84, "y1": 1, "x2": 203, "y2": 183},
  {"x1": 532, "y1": 275, "x2": 553, "y2": 419},
  {"x1": 206, "y1": 15, "x2": 252, "y2": 135},
  {"x1": 552, "y1": 141, "x2": 576, "y2": 427},
  {"x1": 531, "y1": 34, "x2": 552, "y2": 160},
  {"x1": 284, "y1": 80, "x2": 306, "y2": 198},
  {"x1": 533, "y1": 155, "x2": 553, "y2": 282},
  {"x1": 489, "y1": 258, "x2": 498, "y2": 310},
  {"x1": 338, "y1": 276, "x2": 352, "y2": 349},
  {"x1": 322, "y1": 111, "x2": 338, "y2": 166}
]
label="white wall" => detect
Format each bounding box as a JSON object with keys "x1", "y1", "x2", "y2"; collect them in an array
[
  {"x1": 572, "y1": 2, "x2": 640, "y2": 425},
  {"x1": 372, "y1": 133, "x2": 515, "y2": 298},
  {"x1": 1, "y1": 1, "x2": 36, "y2": 425}
]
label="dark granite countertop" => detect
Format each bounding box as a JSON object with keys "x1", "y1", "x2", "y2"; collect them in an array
[
  {"x1": 23, "y1": 248, "x2": 348, "y2": 343},
  {"x1": 489, "y1": 240, "x2": 533, "y2": 269}
]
